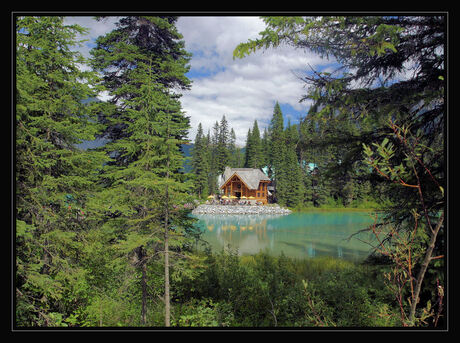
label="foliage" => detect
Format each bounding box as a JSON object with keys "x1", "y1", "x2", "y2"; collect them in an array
[
  {"x1": 89, "y1": 15, "x2": 199, "y2": 327},
  {"x1": 233, "y1": 15, "x2": 445, "y2": 327},
  {"x1": 234, "y1": 15, "x2": 444, "y2": 209},
  {"x1": 216, "y1": 115, "x2": 231, "y2": 174},
  {"x1": 16, "y1": 16, "x2": 108, "y2": 327},
  {"x1": 191, "y1": 123, "x2": 209, "y2": 198},
  {"x1": 171, "y1": 251, "x2": 399, "y2": 327},
  {"x1": 244, "y1": 120, "x2": 263, "y2": 169},
  {"x1": 15, "y1": 15, "x2": 446, "y2": 328},
  {"x1": 191, "y1": 115, "x2": 247, "y2": 197},
  {"x1": 172, "y1": 298, "x2": 233, "y2": 327},
  {"x1": 363, "y1": 120, "x2": 445, "y2": 326},
  {"x1": 15, "y1": 15, "x2": 199, "y2": 328},
  {"x1": 280, "y1": 121, "x2": 305, "y2": 207}
]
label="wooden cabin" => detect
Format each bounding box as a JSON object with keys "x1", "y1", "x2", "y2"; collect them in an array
[{"x1": 219, "y1": 167, "x2": 271, "y2": 204}]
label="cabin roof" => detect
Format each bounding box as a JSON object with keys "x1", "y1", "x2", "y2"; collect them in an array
[{"x1": 219, "y1": 167, "x2": 270, "y2": 190}]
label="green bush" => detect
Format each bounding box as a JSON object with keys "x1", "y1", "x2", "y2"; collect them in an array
[
  {"x1": 172, "y1": 251, "x2": 400, "y2": 327},
  {"x1": 172, "y1": 298, "x2": 229, "y2": 327},
  {"x1": 310, "y1": 265, "x2": 400, "y2": 326}
]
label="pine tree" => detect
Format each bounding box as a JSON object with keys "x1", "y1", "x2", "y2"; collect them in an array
[
  {"x1": 191, "y1": 123, "x2": 209, "y2": 198},
  {"x1": 245, "y1": 120, "x2": 262, "y2": 169},
  {"x1": 228, "y1": 128, "x2": 238, "y2": 167},
  {"x1": 299, "y1": 115, "x2": 318, "y2": 206},
  {"x1": 216, "y1": 115, "x2": 230, "y2": 173},
  {"x1": 261, "y1": 128, "x2": 270, "y2": 168},
  {"x1": 268, "y1": 102, "x2": 286, "y2": 202},
  {"x1": 16, "y1": 16, "x2": 108, "y2": 326},
  {"x1": 208, "y1": 122, "x2": 220, "y2": 194},
  {"x1": 91, "y1": 16, "x2": 191, "y2": 145},
  {"x1": 244, "y1": 127, "x2": 252, "y2": 168},
  {"x1": 89, "y1": 16, "x2": 195, "y2": 327},
  {"x1": 282, "y1": 122, "x2": 305, "y2": 207}
]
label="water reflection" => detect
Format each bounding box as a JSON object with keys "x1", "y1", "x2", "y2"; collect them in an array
[{"x1": 193, "y1": 212, "x2": 375, "y2": 261}]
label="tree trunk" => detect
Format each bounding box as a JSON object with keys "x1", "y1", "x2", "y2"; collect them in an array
[
  {"x1": 164, "y1": 116, "x2": 171, "y2": 327},
  {"x1": 408, "y1": 211, "x2": 444, "y2": 325},
  {"x1": 141, "y1": 262, "x2": 147, "y2": 325},
  {"x1": 164, "y1": 214, "x2": 170, "y2": 327}
]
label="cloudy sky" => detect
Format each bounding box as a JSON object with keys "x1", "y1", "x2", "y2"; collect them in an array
[{"x1": 65, "y1": 16, "x2": 334, "y2": 146}]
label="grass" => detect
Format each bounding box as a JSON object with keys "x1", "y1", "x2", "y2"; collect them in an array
[
  {"x1": 288, "y1": 198, "x2": 389, "y2": 213},
  {"x1": 292, "y1": 207, "x2": 378, "y2": 213}
]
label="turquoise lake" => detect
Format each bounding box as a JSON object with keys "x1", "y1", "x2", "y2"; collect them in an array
[{"x1": 193, "y1": 212, "x2": 378, "y2": 261}]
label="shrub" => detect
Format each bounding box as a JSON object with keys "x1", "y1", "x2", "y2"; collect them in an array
[
  {"x1": 172, "y1": 251, "x2": 400, "y2": 327},
  {"x1": 172, "y1": 298, "x2": 233, "y2": 327}
]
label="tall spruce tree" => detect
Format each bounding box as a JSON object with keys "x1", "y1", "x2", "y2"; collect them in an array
[
  {"x1": 261, "y1": 128, "x2": 270, "y2": 168},
  {"x1": 245, "y1": 120, "x2": 263, "y2": 169},
  {"x1": 216, "y1": 115, "x2": 230, "y2": 173},
  {"x1": 282, "y1": 121, "x2": 305, "y2": 207},
  {"x1": 208, "y1": 121, "x2": 220, "y2": 194},
  {"x1": 243, "y1": 127, "x2": 252, "y2": 168},
  {"x1": 228, "y1": 128, "x2": 241, "y2": 167},
  {"x1": 268, "y1": 102, "x2": 286, "y2": 202},
  {"x1": 191, "y1": 123, "x2": 209, "y2": 198},
  {"x1": 89, "y1": 16, "x2": 195, "y2": 326},
  {"x1": 16, "y1": 16, "x2": 108, "y2": 326},
  {"x1": 91, "y1": 16, "x2": 191, "y2": 145}
]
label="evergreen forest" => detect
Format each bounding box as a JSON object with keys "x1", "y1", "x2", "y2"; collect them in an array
[{"x1": 15, "y1": 15, "x2": 446, "y2": 329}]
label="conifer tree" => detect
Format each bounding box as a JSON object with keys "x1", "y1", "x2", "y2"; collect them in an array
[
  {"x1": 16, "y1": 16, "x2": 108, "y2": 326},
  {"x1": 261, "y1": 128, "x2": 270, "y2": 168},
  {"x1": 299, "y1": 115, "x2": 318, "y2": 206},
  {"x1": 208, "y1": 121, "x2": 220, "y2": 194},
  {"x1": 235, "y1": 15, "x2": 444, "y2": 215},
  {"x1": 228, "y1": 128, "x2": 240, "y2": 167},
  {"x1": 268, "y1": 102, "x2": 286, "y2": 202},
  {"x1": 235, "y1": 16, "x2": 445, "y2": 324},
  {"x1": 282, "y1": 122, "x2": 305, "y2": 207},
  {"x1": 89, "y1": 16, "x2": 195, "y2": 326},
  {"x1": 191, "y1": 123, "x2": 209, "y2": 198},
  {"x1": 243, "y1": 127, "x2": 252, "y2": 168},
  {"x1": 216, "y1": 115, "x2": 230, "y2": 173},
  {"x1": 245, "y1": 120, "x2": 262, "y2": 169}
]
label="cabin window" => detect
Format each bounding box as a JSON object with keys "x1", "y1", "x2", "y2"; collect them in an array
[{"x1": 257, "y1": 192, "x2": 260, "y2": 197}]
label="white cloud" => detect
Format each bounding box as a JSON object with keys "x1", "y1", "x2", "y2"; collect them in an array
[
  {"x1": 177, "y1": 16, "x2": 329, "y2": 145},
  {"x1": 177, "y1": 16, "x2": 266, "y2": 75},
  {"x1": 64, "y1": 16, "x2": 331, "y2": 146},
  {"x1": 64, "y1": 16, "x2": 119, "y2": 58}
]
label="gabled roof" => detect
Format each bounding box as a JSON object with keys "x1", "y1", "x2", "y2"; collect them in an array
[{"x1": 219, "y1": 167, "x2": 270, "y2": 190}]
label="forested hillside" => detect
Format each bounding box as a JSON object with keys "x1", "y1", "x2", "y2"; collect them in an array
[{"x1": 191, "y1": 102, "x2": 385, "y2": 209}]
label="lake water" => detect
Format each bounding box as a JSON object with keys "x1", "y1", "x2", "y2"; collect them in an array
[{"x1": 193, "y1": 211, "x2": 377, "y2": 261}]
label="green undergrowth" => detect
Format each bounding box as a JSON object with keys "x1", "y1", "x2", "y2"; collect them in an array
[{"x1": 170, "y1": 250, "x2": 400, "y2": 327}]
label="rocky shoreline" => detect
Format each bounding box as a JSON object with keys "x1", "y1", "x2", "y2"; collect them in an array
[{"x1": 192, "y1": 204, "x2": 292, "y2": 215}]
